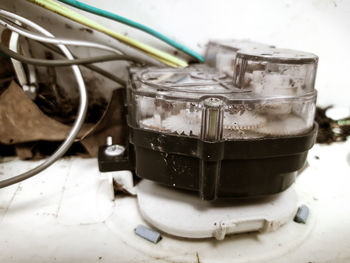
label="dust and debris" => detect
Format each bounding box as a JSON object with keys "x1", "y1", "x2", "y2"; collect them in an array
[
  {"x1": 39, "y1": 16, "x2": 52, "y2": 23},
  {"x1": 0, "y1": 80, "x2": 107, "y2": 158},
  {"x1": 315, "y1": 106, "x2": 350, "y2": 144},
  {"x1": 79, "y1": 27, "x2": 93, "y2": 34},
  {"x1": 123, "y1": 32, "x2": 128, "y2": 36},
  {"x1": 98, "y1": 256, "x2": 102, "y2": 260},
  {"x1": 64, "y1": 23, "x2": 73, "y2": 30},
  {"x1": 36, "y1": 75, "x2": 107, "y2": 125},
  {"x1": 0, "y1": 81, "x2": 75, "y2": 143},
  {"x1": 0, "y1": 184, "x2": 21, "y2": 223},
  {"x1": 196, "y1": 252, "x2": 201, "y2": 263},
  {"x1": 55, "y1": 173, "x2": 70, "y2": 218},
  {"x1": 314, "y1": 156, "x2": 320, "y2": 160},
  {"x1": 15, "y1": 143, "x2": 35, "y2": 160},
  {"x1": 113, "y1": 180, "x2": 133, "y2": 196}
]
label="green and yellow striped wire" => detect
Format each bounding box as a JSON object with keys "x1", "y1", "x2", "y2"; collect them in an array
[{"x1": 27, "y1": 0, "x2": 189, "y2": 67}]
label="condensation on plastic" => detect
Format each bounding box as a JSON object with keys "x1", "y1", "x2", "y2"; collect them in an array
[
  {"x1": 127, "y1": 64, "x2": 317, "y2": 140},
  {"x1": 205, "y1": 39, "x2": 276, "y2": 78},
  {"x1": 205, "y1": 40, "x2": 318, "y2": 97}
]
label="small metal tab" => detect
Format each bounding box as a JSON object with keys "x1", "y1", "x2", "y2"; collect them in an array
[
  {"x1": 135, "y1": 225, "x2": 162, "y2": 244},
  {"x1": 294, "y1": 204, "x2": 310, "y2": 224}
]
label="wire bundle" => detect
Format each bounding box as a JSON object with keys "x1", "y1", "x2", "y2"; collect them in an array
[
  {"x1": 57, "y1": 0, "x2": 204, "y2": 63},
  {"x1": 0, "y1": 44, "x2": 142, "y2": 67},
  {"x1": 0, "y1": 1, "x2": 203, "y2": 187},
  {"x1": 0, "y1": 10, "x2": 87, "y2": 188},
  {"x1": 26, "y1": 0, "x2": 203, "y2": 67}
]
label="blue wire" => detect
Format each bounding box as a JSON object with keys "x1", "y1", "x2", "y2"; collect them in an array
[{"x1": 57, "y1": 0, "x2": 204, "y2": 62}]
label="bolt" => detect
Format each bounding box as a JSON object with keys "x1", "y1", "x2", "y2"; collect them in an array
[
  {"x1": 106, "y1": 136, "x2": 113, "y2": 146},
  {"x1": 104, "y1": 144, "x2": 125, "y2": 157}
]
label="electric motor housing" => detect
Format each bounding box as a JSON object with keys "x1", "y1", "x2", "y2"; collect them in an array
[{"x1": 101, "y1": 42, "x2": 318, "y2": 201}]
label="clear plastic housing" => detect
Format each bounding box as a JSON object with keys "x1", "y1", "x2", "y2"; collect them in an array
[
  {"x1": 205, "y1": 40, "x2": 318, "y2": 97},
  {"x1": 127, "y1": 64, "x2": 317, "y2": 140},
  {"x1": 205, "y1": 40, "x2": 276, "y2": 77}
]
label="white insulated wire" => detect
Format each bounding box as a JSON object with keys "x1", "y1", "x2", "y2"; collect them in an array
[
  {"x1": 0, "y1": 9, "x2": 87, "y2": 188},
  {"x1": 0, "y1": 12, "x2": 122, "y2": 55}
]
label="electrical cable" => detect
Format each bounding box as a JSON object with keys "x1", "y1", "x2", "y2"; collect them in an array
[
  {"x1": 0, "y1": 10, "x2": 88, "y2": 188},
  {"x1": 0, "y1": 20, "x2": 130, "y2": 85},
  {"x1": 83, "y1": 62, "x2": 125, "y2": 86},
  {"x1": 38, "y1": 42, "x2": 126, "y2": 86},
  {"x1": 0, "y1": 15, "x2": 165, "y2": 67},
  {"x1": 0, "y1": 43, "x2": 143, "y2": 66},
  {"x1": 0, "y1": 41, "x2": 135, "y2": 86},
  {"x1": 26, "y1": 0, "x2": 188, "y2": 67},
  {"x1": 0, "y1": 14, "x2": 155, "y2": 85},
  {"x1": 0, "y1": 14, "x2": 123, "y2": 55},
  {"x1": 57, "y1": 0, "x2": 204, "y2": 63}
]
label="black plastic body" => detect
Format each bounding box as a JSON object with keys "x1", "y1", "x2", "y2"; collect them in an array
[
  {"x1": 127, "y1": 123, "x2": 318, "y2": 200},
  {"x1": 98, "y1": 143, "x2": 134, "y2": 172}
]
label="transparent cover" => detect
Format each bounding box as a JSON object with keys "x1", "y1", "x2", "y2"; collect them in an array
[
  {"x1": 205, "y1": 40, "x2": 318, "y2": 97},
  {"x1": 127, "y1": 64, "x2": 317, "y2": 140},
  {"x1": 205, "y1": 39, "x2": 275, "y2": 78}
]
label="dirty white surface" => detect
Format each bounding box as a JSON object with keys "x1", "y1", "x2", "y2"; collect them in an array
[
  {"x1": 1, "y1": 140, "x2": 350, "y2": 263},
  {"x1": 137, "y1": 180, "x2": 299, "y2": 239}
]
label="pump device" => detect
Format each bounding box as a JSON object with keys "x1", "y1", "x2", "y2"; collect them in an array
[{"x1": 98, "y1": 40, "x2": 318, "y2": 239}]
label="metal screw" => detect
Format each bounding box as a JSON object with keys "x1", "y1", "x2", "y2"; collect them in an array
[
  {"x1": 104, "y1": 144, "x2": 125, "y2": 157},
  {"x1": 106, "y1": 136, "x2": 113, "y2": 146}
]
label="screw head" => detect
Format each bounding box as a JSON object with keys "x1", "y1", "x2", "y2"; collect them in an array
[
  {"x1": 203, "y1": 98, "x2": 224, "y2": 108},
  {"x1": 104, "y1": 145, "x2": 125, "y2": 157}
]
